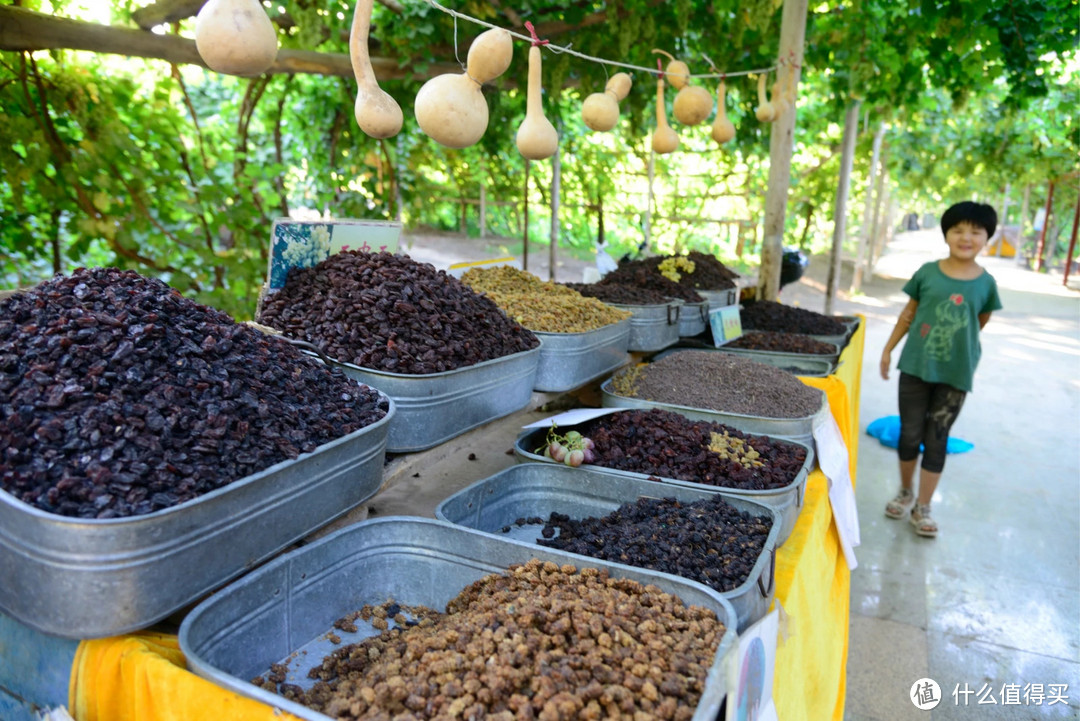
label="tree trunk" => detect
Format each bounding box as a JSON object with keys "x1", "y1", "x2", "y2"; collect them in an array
[
  {"x1": 825, "y1": 100, "x2": 860, "y2": 315},
  {"x1": 850, "y1": 122, "x2": 886, "y2": 293},
  {"x1": 549, "y1": 146, "x2": 561, "y2": 281},
  {"x1": 50, "y1": 208, "x2": 62, "y2": 275},
  {"x1": 758, "y1": 0, "x2": 809, "y2": 301}
]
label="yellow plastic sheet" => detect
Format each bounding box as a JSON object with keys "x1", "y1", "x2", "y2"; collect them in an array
[
  {"x1": 68, "y1": 318, "x2": 866, "y2": 721},
  {"x1": 69, "y1": 632, "x2": 300, "y2": 721},
  {"x1": 772, "y1": 316, "x2": 865, "y2": 721}
]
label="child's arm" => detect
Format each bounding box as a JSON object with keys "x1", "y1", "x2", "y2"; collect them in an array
[
  {"x1": 978, "y1": 312, "x2": 992, "y2": 330},
  {"x1": 880, "y1": 298, "x2": 919, "y2": 380}
]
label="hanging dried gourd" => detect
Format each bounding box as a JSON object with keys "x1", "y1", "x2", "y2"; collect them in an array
[
  {"x1": 414, "y1": 29, "x2": 513, "y2": 148},
  {"x1": 194, "y1": 0, "x2": 278, "y2": 76},
  {"x1": 652, "y1": 49, "x2": 712, "y2": 126},
  {"x1": 651, "y1": 60, "x2": 679, "y2": 154},
  {"x1": 349, "y1": 0, "x2": 402, "y2": 138},
  {"x1": 581, "y1": 72, "x2": 632, "y2": 132},
  {"x1": 516, "y1": 23, "x2": 558, "y2": 160},
  {"x1": 755, "y1": 73, "x2": 777, "y2": 123},
  {"x1": 711, "y1": 79, "x2": 736, "y2": 144}
]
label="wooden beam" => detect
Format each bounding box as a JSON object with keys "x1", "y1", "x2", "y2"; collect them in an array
[
  {"x1": 131, "y1": 0, "x2": 400, "y2": 30},
  {"x1": 0, "y1": 5, "x2": 456, "y2": 80}
]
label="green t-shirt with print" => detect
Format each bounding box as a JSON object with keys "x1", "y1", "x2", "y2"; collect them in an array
[{"x1": 897, "y1": 261, "x2": 1003, "y2": 392}]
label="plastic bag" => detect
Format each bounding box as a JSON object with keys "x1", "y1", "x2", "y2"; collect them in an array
[{"x1": 865, "y1": 415, "x2": 974, "y2": 454}]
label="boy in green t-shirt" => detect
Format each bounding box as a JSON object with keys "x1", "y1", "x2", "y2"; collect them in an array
[{"x1": 879, "y1": 201, "x2": 1003, "y2": 537}]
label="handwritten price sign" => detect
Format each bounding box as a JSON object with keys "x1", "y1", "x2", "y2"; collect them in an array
[{"x1": 709, "y1": 304, "x2": 743, "y2": 346}]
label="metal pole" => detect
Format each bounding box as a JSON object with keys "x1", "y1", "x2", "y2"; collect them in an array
[
  {"x1": 758, "y1": 0, "x2": 810, "y2": 301},
  {"x1": 1034, "y1": 181, "x2": 1054, "y2": 272}
]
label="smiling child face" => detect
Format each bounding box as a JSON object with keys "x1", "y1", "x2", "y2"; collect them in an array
[{"x1": 944, "y1": 221, "x2": 989, "y2": 261}]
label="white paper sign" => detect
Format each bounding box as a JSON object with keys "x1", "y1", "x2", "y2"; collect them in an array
[
  {"x1": 709, "y1": 304, "x2": 743, "y2": 346},
  {"x1": 726, "y1": 608, "x2": 780, "y2": 721},
  {"x1": 522, "y1": 408, "x2": 623, "y2": 429},
  {"x1": 812, "y1": 399, "x2": 861, "y2": 570}
]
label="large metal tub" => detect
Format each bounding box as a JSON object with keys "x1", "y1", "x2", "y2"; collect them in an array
[
  {"x1": 658, "y1": 345, "x2": 836, "y2": 377},
  {"x1": 609, "y1": 301, "x2": 682, "y2": 352},
  {"x1": 532, "y1": 319, "x2": 630, "y2": 392},
  {"x1": 0, "y1": 392, "x2": 395, "y2": 640},
  {"x1": 678, "y1": 300, "x2": 709, "y2": 337},
  {"x1": 513, "y1": 422, "x2": 814, "y2": 543},
  {"x1": 698, "y1": 288, "x2": 739, "y2": 310},
  {"x1": 601, "y1": 377, "x2": 825, "y2": 447},
  {"x1": 436, "y1": 464, "x2": 780, "y2": 630},
  {"x1": 322, "y1": 344, "x2": 541, "y2": 453},
  {"x1": 179, "y1": 517, "x2": 738, "y2": 721}
]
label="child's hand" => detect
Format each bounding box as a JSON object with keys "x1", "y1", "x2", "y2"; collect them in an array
[{"x1": 880, "y1": 351, "x2": 891, "y2": 380}]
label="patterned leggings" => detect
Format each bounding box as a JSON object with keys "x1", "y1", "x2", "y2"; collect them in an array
[{"x1": 897, "y1": 372, "x2": 967, "y2": 473}]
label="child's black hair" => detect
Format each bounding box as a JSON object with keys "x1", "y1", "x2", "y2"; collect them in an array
[{"x1": 940, "y1": 201, "x2": 997, "y2": 239}]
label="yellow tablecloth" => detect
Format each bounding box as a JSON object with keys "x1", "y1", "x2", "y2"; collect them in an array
[{"x1": 69, "y1": 319, "x2": 866, "y2": 721}]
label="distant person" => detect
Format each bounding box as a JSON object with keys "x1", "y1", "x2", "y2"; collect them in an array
[{"x1": 878, "y1": 201, "x2": 1003, "y2": 537}]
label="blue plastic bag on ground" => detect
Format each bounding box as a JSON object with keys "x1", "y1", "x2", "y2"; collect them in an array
[{"x1": 865, "y1": 415, "x2": 974, "y2": 454}]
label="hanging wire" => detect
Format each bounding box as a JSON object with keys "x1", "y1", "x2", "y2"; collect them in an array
[{"x1": 421, "y1": 0, "x2": 776, "y2": 79}]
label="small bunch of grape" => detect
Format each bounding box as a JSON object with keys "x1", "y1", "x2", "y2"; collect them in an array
[{"x1": 537, "y1": 426, "x2": 596, "y2": 467}]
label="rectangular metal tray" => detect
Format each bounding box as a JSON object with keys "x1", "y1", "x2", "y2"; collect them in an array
[
  {"x1": 609, "y1": 301, "x2": 682, "y2": 352},
  {"x1": 319, "y1": 344, "x2": 541, "y2": 453},
  {"x1": 0, "y1": 391, "x2": 395, "y2": 640},
  {"x1": 678, "y1": 300, "x2": 709, "y2": 337},
  {"x1": 512, "y1": 421, "x2": 814, "y2": 543},
  {"x1": 179, "y1": 517, "x2": 738, "y2": 721},
  {"x1": 600, "y1": 376, "x2": 825, "y2": 447},
  {"x1": 712, "y1": 333, "x2": 840, "y2": 366},
  {"x1": 532, "y1": 319, "x2": 630, "y2": 392},
  {"x1": 658, "y1": 345, "x2": 836, "y2": 377},
  {"x1": 435, "y1": 464, "x2": 780, "y2": 631},
  {"x1": 805, "y1": 315, "x2": 860, "y2": 349}
]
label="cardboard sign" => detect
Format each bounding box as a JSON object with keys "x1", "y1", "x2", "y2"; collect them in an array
[
  {"x1": 266, "y1": 219, "x2": 401, "y2": 290},
  {"x1": 709, "y1": 304, "x2": 743, "y2": 346}
]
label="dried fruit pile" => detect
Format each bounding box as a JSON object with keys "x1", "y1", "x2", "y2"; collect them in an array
[
  {"x1": 638, "y1": 251, "x2": 739, "y2": 290},
  {"x1": 461, "y1": 266, "x2": 629, "y2": 332},
  {"x1": 739, "y1": 300, "x2": 846, "y2": 335},
  {"x1": 532, "y1": 495, "x2": 772, "y2": 593},
  {"x1": 611, "y1": 350, "x2": 823, "y2": 419},
  {"x1": 596, "y1": 265, "x2": 705, "y2": 303},
  {"x1": 564, "y1": 282, "x2": 673, "y2": 306},
  {"x1": 0, "y1": 268, "x2": 387, "y2": 519},
  {"x1": 726, "y1": 330, "x2": 837, "y2": 355},
  {"x1": 585, "y1": 409, "x2": 808, "y2": 490},
  {"x1": 260, "y1": 559, "x2": 724, "y2": 720},
  {"x1": 258, "y1": 251, "x2": 539, "y2": 374}
]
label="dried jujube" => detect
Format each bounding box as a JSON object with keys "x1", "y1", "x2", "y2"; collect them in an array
[
  {"x1": 0, "y1": 267, "x2": 387, "y2": 519},
  {"x1": 258, "y1": 559, "x2": 724, "y2": 720}
]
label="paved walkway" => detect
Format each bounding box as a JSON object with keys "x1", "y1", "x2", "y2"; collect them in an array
[{"x1": 783, "y1": 230, "x2": 1080, "y2": 720}]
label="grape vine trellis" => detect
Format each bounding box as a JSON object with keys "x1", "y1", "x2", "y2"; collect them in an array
[{"x1": 0, "y1": 0, "x2": 1075, "y2": 317}]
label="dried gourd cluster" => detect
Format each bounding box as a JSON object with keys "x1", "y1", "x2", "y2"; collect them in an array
[
  {"x1": 461, "y1": 267, "x2": 631, "y2": 333},
  {"x1": 258, "y1": 560, "x2": 724, "y2": 720},
  {"x1": 193, "y1": 1, "x2": 795, "y2": 157}
]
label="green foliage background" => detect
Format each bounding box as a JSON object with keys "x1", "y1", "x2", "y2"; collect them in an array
[{"x1": 1, "y1": 0, "x2": 1076, "y2": 317}]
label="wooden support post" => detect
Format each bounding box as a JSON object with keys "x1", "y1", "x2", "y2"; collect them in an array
[
  {"x1": 1064, "y1": 197, "x2": 1080, "y2": 286},
  {"x1": 644, "y1": 147, "x2": 655, "y2": 254},
  {"x1": 479, "y1": 185, "x2": 487, "y2": 239},
  {"x1": 825, "y1": 100, "x2": 860, "y2": 315},
  {"x1": 549, "y1": 146, "x2": 561, "y2": 281},
  {"x1": 523, "y1": 160, "x2": 530, "y2": 271},
  {"x1": 850, "y1": 121, "x2": 885, "y2": 293},
  {"x1": 758, "y1": 0, "x2": 809, "y2": 301},
  {"x1": 1035, "y1": 181, "x2": 1055, "y2": 272}
]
